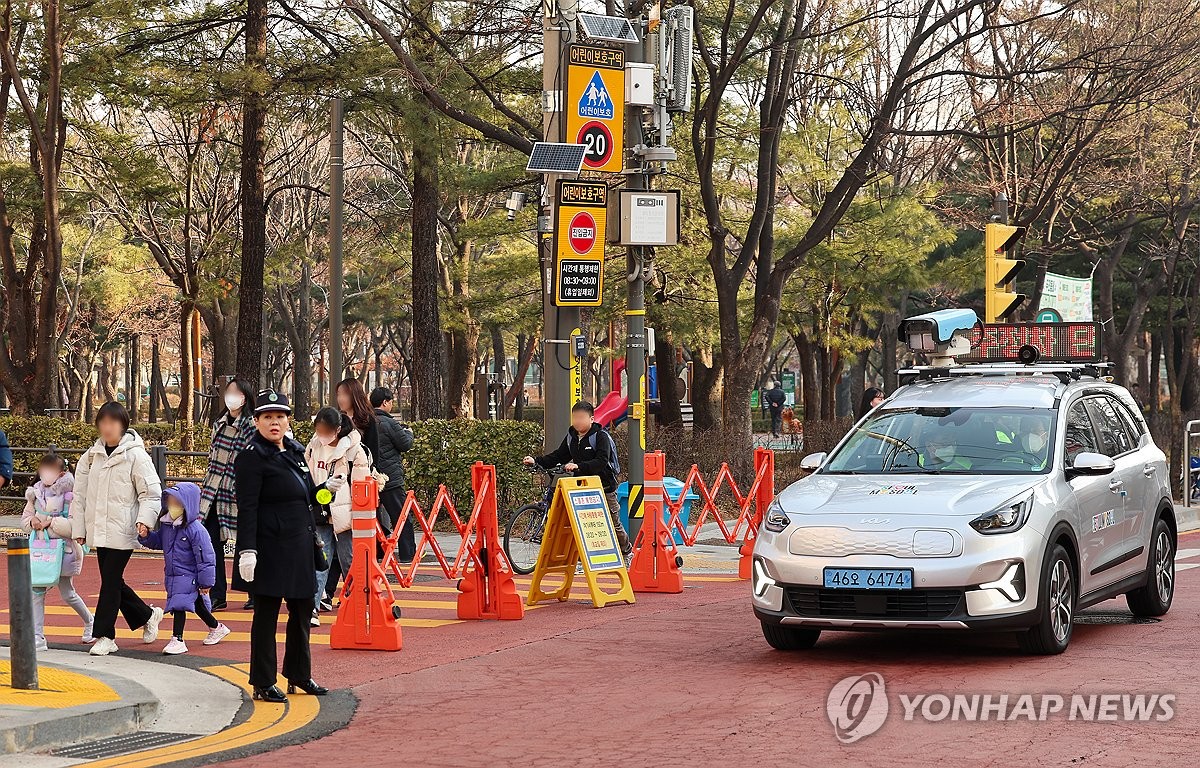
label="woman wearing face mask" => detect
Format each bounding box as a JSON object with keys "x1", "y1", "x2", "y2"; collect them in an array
[
  {"x1": 199, "y1": 379, "x2": 257, "y2": 611},
  {"x1": 71, "y1": 402, "x2": 165, "y2": 656},
  {"x1": 305, "y1": 407, "x2": 370, "y2": 627}
]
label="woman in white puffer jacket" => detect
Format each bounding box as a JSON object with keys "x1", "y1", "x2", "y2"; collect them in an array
[{"x1": 70, "y1": 402, "x2": 165, "y2": 656}]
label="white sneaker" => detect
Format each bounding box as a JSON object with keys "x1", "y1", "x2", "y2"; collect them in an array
[
  {"x1": 203, "y1": 624, "x2": 231, "y2": 645},
  {"x1": 34, "y1": 636, "x2": 48, "y2": 651},
  {"x1": 162, "y1": 637, "x2": 188, "y2": 655},
  {"x1": 142, "y1": 606, "x2": 164, "y2": 644},
  {"x1": 310, "y1": 610, "x2": 320, "y2": 627},
  {"x1": 82, "y1": 620, "x2": 95, "y2": 643},
  {"x1": 89, "y1": 637, "x2": 119, "y2": 656}
]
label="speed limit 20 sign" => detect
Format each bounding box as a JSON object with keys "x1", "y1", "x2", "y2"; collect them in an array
[
  {"x1": 567, "y1": 45, "x2": 625, "y2": 173},
  {"x1": 555, "y1": 180, "x2": 607, "y2": 307}
]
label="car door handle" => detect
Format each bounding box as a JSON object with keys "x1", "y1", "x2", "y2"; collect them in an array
[
  {"x1": 1143, "y1": 464, "x2": 1156, "y2": 477},
  {"x1": 1109, "y1": 479, "x2": 1125, "y2": 493}
]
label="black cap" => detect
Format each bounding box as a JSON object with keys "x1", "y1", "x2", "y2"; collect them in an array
[{"x1": 254, "y1": 389, "x2": 292, "y2": 415}]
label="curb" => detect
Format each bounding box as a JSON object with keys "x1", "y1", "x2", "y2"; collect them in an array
[{"x1": 0, "y1": 659, "x2": 158, "y2": 755}]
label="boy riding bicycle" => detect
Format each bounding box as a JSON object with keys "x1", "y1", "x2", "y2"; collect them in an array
[{"x1": 523, "y1": 400, "x2": 633, "y2": 562}]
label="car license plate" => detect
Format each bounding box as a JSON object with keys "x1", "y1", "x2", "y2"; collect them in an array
[{"x1": 823, "y1": 568, "x2": 913, "y2": 590}]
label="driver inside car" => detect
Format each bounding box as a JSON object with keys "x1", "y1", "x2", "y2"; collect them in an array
[
  {"x1": 1019, "y1": 416, "x2": 1051, "y2": 470},
  {"x1": 919, "y1": 430, "x2": 973, "y2": 471}
]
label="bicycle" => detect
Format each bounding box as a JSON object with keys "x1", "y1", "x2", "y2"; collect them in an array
[{"x1": 503, "y1": 464, "x2": 568, "y2": 575}]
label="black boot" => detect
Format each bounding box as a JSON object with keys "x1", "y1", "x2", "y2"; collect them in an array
[
  {"x1": 253, "y1": 685, "x2": 287, "y2": 703},
  {"x1": 287, "y1": 679, "x2": 329, "y2": 696}
]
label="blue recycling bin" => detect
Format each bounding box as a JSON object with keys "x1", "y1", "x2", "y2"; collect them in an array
[{"x1": 617, "y1": 477, "x2": 697, "y2": 545}]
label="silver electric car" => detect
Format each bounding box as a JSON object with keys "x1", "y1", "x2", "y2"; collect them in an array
[{"x1": 753, "y1": 365, "x2": 1176, "y2": 655}]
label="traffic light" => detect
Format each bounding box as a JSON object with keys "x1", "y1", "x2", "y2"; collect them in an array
[{"x1": 984, "y1": 223, "x2": 1027, "y2": 322}]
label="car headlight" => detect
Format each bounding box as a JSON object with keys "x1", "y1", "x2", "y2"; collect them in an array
[
  {"x1": 970, "y1": 492, "x2": 1034, "y2": 535},
  {"x1": 763, "y1": 500, "x2": 790, "y2": 533}
]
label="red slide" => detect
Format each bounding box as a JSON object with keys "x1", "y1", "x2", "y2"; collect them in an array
[{"x1": 594, "y1": 358, "x2": 627, "y2": 428}]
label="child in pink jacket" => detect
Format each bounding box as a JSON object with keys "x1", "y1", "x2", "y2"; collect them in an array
[{"x1": 23, "y1": 454, "x2": 93, "y2": 650}]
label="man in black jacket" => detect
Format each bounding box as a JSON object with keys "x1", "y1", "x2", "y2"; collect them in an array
[
  {"x1": 369, "y1": 387, "x2": 416, "y2": 561},
  {"x1": 523, "y1": 401, "x2": 632, "y2": 561}
]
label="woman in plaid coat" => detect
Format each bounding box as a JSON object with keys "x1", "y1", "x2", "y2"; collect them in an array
[{"x1": 199, "y1": 379, "x2": 257, "y2": 611}]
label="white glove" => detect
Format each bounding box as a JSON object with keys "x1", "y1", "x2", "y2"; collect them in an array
[
  {"x1": 238, "y1": 550, "x2": 257, "y2": 583},
  {"x1": 325, "y1": 475, "x2": 346, "y2": 494}
]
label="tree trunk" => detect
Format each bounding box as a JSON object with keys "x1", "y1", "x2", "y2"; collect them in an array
[
  {"x1": 504, "y1": 333, "x2": 535, "y2": 416},
  {"x1": 199, "y1": 296, "x2": 238, "y2": 382},
  {"x1": 149, "y1": 337, "x2": 161, "y2": 422},
  {"x1": 445, "y1": 321, "x2": 477, "y2": 419},
  {"x1": 235, "y1": 0, "x2": 268, "y2": 385},
  {"x1": 293, "y1": 260, "x2": 313, "y2": 419},
  {"x1": 690, "y1": 347, "x2": 721, "y2": 430},
  {"x1": 129, "y1": 334, "x2": 141, "y2": 423},
  {"x1": 655, "y1": 333, "x2": 683, "y2": 428},
  {"x1": 178, "y1": 304, "x2": 195, "y2": 435},
  {"x1": 489, "y1": 325, "x2": 506, "y2": 418},
  {"x1": 408, "y1": 0, "x2": 445, "y2": 420}
]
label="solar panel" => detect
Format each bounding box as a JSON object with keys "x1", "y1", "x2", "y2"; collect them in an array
[
  {"x1": 526, "y1": 142, "x2": 587, "y2": 175},
  {"x1": 578, "y1": 13, "x2": 640, "y2": 43}
]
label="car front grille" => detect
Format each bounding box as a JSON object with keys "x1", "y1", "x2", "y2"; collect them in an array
[{"x1": 785, "y1": 586, "x2": 965, "y2": 620}]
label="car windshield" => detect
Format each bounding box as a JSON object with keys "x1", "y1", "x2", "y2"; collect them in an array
[{"x1": 825, "y1": 406, "x2": 1056, "y2": 475}]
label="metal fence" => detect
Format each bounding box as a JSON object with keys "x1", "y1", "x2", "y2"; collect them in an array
[{"x1": 1, "y1": 445, "x2": 207, "y2": 502}]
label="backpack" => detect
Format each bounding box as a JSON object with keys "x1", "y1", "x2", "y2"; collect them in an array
[{"x1": 586, "y1": 429, "x2": 621, "y2": 480}]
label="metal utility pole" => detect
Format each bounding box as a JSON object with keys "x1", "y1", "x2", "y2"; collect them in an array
[
  {"x1": 329, "y1": 97, "x2": 345, "y2": 401},
  {"x1": 624, "y1": 22, "x2": 649, "y2": 543},
  {"x1": 541, "y1": 1, "x2": 577, "y2": 449}
]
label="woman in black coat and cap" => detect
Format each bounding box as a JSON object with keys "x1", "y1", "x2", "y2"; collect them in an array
[{"x1": 234, "y1": 390, "x2": 337, "y2": 702}]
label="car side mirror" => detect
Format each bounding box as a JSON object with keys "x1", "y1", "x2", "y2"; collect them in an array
[
  {"x1": 1066, "y1": 451, "x2": 1115, "y2": 480},
  {"x1": 800, "y1": 452, "x2": 827, "y2": 472}
]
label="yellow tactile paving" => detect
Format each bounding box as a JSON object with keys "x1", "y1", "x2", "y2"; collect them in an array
[{"x1": 0, "y1": 660, "x2": 120, "y2": 708}]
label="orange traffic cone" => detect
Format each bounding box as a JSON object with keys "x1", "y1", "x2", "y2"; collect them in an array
[
  {"x1": 330, "y1": 477, "x2": 404, "y2": 651},
  {"x1": 629, "y1": 452, "x2": 684, "y2": 594}
]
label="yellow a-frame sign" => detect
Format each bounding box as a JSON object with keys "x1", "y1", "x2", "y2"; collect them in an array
[{"x1": 526, "y1": 476, "x2": 635, "y2": 609}]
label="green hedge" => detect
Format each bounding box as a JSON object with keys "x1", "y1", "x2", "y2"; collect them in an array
[
  {"x1": 0, "y1": 415, "x2": 543, "y2": 518},
  {"x1": 405, "y1": 419, "x2": 543, "y2": 512}
]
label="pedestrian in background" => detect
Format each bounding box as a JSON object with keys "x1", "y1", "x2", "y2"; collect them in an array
[
  {"x1": 764, "y1": 380, "x2": 787, "y2": 437},
  {"x1": 71, "y1": 401, "x2": 164, "y2": 657},
  {"x1": 305, "y1": 407, "x2": 370, "y2": 626},
  {"x1": 857, "y1": 387, "x2": 885, "y2": 420},
  {"x1": 138, "y1": 482, "x2": 230, "y2": 655},
  {"x1": 336, "y1": 378, "x2": 379, "y2": 464},
  {"x1": 199, "y1": 378, "x2": 257, "y2": 611},
  {"x1": 370, "y1": 387, "x2": 415, "y2": 561},
  {"x1": 524, "y1": 400, "x2": 631, "y2": 562},
  {"x1": 235, "y1": 390, "x2": 331, "y2": 703},
  {"x1": 23, "y1": 454, "x2": 91, "y2": 650},
  {"x1": 0, "y1": 423, "x2": 12, "y2": 490}
]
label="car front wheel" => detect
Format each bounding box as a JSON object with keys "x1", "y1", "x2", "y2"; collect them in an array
[
  {"x1": 1126, "y1": 517, "x2": 1174, "y2": 617},
  {"x1": 761, "y1": 621, "x2": 820, "y2": 651},
  {"x1": 1017, "y1": 543, "x2": 1075, "y2": 655}
]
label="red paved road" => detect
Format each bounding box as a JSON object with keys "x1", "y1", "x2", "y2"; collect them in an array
[{"x1": 6, "y1": 534, "x2": 1200, "y2": 767}]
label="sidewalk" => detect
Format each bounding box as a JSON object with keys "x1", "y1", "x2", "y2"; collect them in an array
[{"x1": 0, "y1": 647, "x2": 241, "y2": 765}]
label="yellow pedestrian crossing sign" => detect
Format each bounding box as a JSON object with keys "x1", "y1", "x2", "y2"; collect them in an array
[{"x1": 567, "y1": 45, "x2": 625, "y2": 173}]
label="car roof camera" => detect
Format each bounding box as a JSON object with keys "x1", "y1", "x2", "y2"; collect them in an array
[{"x1": 898, "y1": 308, "x2": 979, "y2": 367}]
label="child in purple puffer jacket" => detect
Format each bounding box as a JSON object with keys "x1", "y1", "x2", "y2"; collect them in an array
[{"x1": 137, "y1": 482, "x2": 229, "y2": 655}]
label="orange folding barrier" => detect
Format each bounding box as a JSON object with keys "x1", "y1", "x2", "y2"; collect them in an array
[
  {"x1": 378, "y1": 461, "x2": 524, "y2": 620},
  {"x1": 330, "y1": 461, "x2": 524, "y2": 652},
  {"x1": 629, "y1": 447, "x2": 775, "y2": 593}
]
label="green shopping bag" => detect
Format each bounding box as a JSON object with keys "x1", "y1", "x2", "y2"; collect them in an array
[{"x1": 29, "y1": 529, "x2": 64, "y2": 588}]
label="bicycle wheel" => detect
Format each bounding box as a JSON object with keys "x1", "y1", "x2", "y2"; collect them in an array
[{"x1": 504, "y1": 503, "x2": 547, "y2": 575}]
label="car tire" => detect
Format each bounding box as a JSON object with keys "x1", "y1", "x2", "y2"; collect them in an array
[
  {"x1": 1126, "y1": 517, "x2": 1174, "y2": 617},
  {"x1": 1017, "y1": 543, "x2": 1075, "y2": 655},
  {"x1": 760, "y1": 621, "x2": 820, "y2": 651}
]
